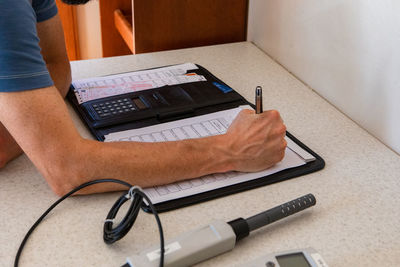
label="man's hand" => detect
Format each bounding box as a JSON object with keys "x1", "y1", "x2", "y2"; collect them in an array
[{"x1": 222, "y1": 109, "x2": 287, "y2": 172}]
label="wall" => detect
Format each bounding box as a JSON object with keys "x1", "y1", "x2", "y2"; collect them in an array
[
  {"x1": 75, "y1": 0, "x2": 102, "y2": 59},
  {"x1": 247, "y1": 0, "x2": 400, "y2": 154}
]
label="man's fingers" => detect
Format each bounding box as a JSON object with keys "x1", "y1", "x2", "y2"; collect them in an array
[
  {"x1": 260, "y1": 109, "x2": 280, "y2": 119},
  {"x1": 240, "y1": 109, "x2": 255, "y2": 115}
]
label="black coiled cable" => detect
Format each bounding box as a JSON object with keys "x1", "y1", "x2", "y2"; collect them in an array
[
  {"x1": 104, "y1": 186, "x2": 142, "y2": 244},
  {"x1": 14, "y1": 179, "x2": 165, "y2": 267}
]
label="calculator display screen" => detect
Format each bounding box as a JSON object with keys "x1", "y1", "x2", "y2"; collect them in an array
[
  {"x1": 276, "y1": 253, "x2": 311, "y2": 267},
  {"x1": 132, "y1": 98, "x2": 147, "y2": 110}
]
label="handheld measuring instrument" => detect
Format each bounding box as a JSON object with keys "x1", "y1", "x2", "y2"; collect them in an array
[{"x1": 123, "y1": 194, "x2": 316, "y2": 267}]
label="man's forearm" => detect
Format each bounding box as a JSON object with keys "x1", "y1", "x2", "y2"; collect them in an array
[
  {"x1": 0, "y1": 86, "x2": 232, "y2": 195},
  {"x1": 63, "y1": 135, "x2": 233, "y2": 195}
]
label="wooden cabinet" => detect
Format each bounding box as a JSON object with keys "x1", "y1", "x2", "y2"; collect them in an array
[{"x1": 100, "y1": 0, "x2": 248, "y2": 57}]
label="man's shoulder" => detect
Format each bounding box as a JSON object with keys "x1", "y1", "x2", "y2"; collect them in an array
[
  {"x1": 0, "y1": 0, "x2": 57, "y2": 22},
  {"x1": 0, "y1": 0, "x2": 55, "y2": 92}
]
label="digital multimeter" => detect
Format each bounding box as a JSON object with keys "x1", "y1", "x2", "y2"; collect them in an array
[{"x1": 239, "y1": 247, "x2": 328, "y2": 267}]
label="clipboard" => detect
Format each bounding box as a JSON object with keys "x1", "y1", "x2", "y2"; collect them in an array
[{"x1": 67, "y1": 63, "x2": 325, "y2": 213}]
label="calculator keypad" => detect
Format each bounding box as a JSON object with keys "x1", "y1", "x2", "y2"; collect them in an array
[{"x1": 92, "y1": 98, "x2": 136, "y2": 118}]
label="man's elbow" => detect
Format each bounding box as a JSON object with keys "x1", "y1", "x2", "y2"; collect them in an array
[
  {"x1": 43, "y1": 163, "x2": 83, "y2": 197},
  {"x1": 38, "y1": 147, "x2": 86, "y2": 197}
]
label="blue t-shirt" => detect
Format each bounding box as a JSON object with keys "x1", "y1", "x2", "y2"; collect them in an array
[{"x1": 0, "y1": 0, "x2": 58, "y2": 92}]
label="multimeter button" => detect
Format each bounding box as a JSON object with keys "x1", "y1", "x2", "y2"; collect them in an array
[
  {"x1": 266, "y1": 261, "x2": 275, "y2": 267},
  {"x1": 92, "y1": 104, "x2": 98, "y2": 108}
]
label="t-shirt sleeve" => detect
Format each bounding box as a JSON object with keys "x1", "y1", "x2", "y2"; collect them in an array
[
  {"x1": 0, "y1": 0, "x2": 57, "y2": 92},
  {"x1": 33, "y1": 0, "x2": 58, "y2": 22}
]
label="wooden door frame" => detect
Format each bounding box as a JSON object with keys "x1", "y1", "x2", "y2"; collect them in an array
[{"x1": 56, "y1": 0, "x2": 80, "y2": 61}]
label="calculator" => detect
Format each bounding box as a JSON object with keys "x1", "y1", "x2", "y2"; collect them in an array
[{"x1": 91, "y1": 97, "x2": 139, "y2": 118}]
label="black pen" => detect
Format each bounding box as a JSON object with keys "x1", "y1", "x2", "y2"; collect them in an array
[{"x1": 255, "y1": 86, "x2": 263, "y2": 114}]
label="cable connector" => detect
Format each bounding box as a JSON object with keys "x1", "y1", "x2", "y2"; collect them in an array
[{"x1": 125, "y1": 186, "x2": 143, "y2": 201}]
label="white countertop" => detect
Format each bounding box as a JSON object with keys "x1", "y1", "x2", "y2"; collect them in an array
[{"x1": 1, "y1": 42, "x2": 399, "y2": 267}]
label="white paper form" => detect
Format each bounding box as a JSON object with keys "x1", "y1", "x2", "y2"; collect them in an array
[
  {"x1": 72, "y1": 63, "x2": 206, "y2": 104},
  {"x1": 105, "y1": 106, "x2": 313, "y2": 204}
]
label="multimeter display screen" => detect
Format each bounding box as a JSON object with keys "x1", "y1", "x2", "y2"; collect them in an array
[{"x1": 276, "y1": 253, "x2": 311, "y2": 267}]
